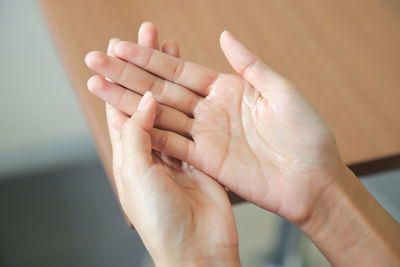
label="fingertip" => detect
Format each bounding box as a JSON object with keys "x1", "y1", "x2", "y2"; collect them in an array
[
  {"x1": 219, "y1": 30, "x2": 239, "y2": 63},
  {"x1": 220, "y1": 30, "x2": 230, "y2": 38},
  {"x1": 141, "y1": 21, "x2": 156, "y2": 29},
  {"x1": 219, "y1": 30, "x2": 241, "y2": 56},
  {"x1": 136, "y1": 92, "x2": 156, "y2": 131},
  {"x1": 137, "y1": 91, "x2": 155, "y2": 111},
  {"x1": 138, "y1": 21, "x2": 159, "y2": 49},
  {"x1": 109, "y1": 37, "x2": 120, "y2": 45},
  {"x1": 84, "y1": 51, "x2": 107, "y2": 69},
  {"x1": 219, "y1": 31, "x2": 258, "y2": 75},
  {"x1": 87, "y1": 75, "x2": 106, "y2": 94},
  {"x1": 220, "y1": 30, "x2": 233, "y2": 47}
]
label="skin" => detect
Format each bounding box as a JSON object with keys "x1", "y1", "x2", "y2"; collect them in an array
[
  {"x1": 86, "y1": 28, "x2": 341, "y2": 225},
  {"x1": 104, "y1": 23, "x2": 240, "y2": 267},
  {"x1": 85, "y1": 23, "x2": 400, "y2": 266}
]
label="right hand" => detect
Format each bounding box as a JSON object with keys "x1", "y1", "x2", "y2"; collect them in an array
[
  {"x1": 85, "y1": 27, "x2": 345, "y2": 226},
  {"x1": 87, "y1": 23, "x2": 400, "y2": 267}
]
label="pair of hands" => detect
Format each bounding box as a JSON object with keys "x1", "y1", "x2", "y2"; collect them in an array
[{"x1": 85, "y1": 22, "x2": 346, "y2": 265}]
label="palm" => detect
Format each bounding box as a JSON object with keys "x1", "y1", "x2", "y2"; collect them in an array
[
  {"x1": 119, "y1": 155, "x2": 237, "y2": 258},
  {"x1": 189, "y1": 73, "x2": 340, "y2": 221}
]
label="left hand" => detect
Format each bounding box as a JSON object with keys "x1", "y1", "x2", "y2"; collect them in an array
[
  {"x1": 104, "y1": 23, "x2": 240, "y2": 267},
  {"x1": 113, "y1": 91, "x2": 239, "y2": 266}
]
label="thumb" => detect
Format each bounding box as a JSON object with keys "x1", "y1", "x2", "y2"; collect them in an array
[
  {"x1": 120, "y1": 92, "x2": 157, "y2": 177},
  {"x1": 220, "y1": 30, "x2": 284, "y2": 93}
]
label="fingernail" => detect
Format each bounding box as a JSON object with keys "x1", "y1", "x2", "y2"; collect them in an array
[
  {"x1": 108, "y1": 37, "x2": 120, "y2": 48},
  {"x1": 109, "y1": 37, "x2": 120, "y2": 43},
  {"x1": 137, "y1": 91, "x2": 153, "y2": 111},
  {"x1": 222, "y1": 30, "x2": 234, "y2": 40}
]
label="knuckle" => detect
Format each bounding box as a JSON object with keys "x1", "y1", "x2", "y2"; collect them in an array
[
  {"x1": 157, "y1": 132, "x2": 169, "y2": 151},
  {"x1": 115, "y1": 89, "x2": 128, "y2": 109},
  {"x1": 116, "y1": 62, "x2": 130, "y2": 84},
  {"x1": 172, "y1": 61, "x2": 185, "y2": 82},
  {"x1": 143, "y1": 48, "x2": 154, "y2": 67},
  {"x1": 241, "y1": 58, "x2": 259, "y2": 76},
  {"x1": 149, "y1": 79, "x2": 166, "y2": 100}
]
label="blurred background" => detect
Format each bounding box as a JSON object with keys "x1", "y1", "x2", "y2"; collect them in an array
[{"x1": 0, "y1": 1, "x2": 399, "y2": 266}]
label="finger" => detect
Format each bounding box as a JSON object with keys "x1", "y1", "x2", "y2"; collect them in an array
[
  {"x1": 114, "y1": 41, "x2": 219, "y2": 97},
  {"x1": 105, "y1": 22, "x2": 158, "y2": 133},
  {"x1": 121, "y1": 92, "x2": 156, "y2": 175},
  {"x1": 106, "y1": 104, "x2": 130, "y2": 208},
  {"x1": 107, "y1": 38, "x2": 120, "y2": 57},
  {"x1": 138, "y1": 21, "x2": 159, "y2": 49},
  {"x1": 106, "y1": 103, "x2": 127, "y2": 174},
  {"x1": 105, "y1": 37, "x2": 123, "y2": 165},
  {"x1": 88, "y1": 75, "x2": 193, "y2": 136},
  {"x1": 106, "y1": 22, "x2": 160, "y2": 67},
  {"x1": 106, "y1": 103, "x2": 126, "y2": 147},
  {"x1": 220, "y1": 30, "x2": 284, "y2": 93},
  {"x1": 150, "y1": 127, "x2": 196, "y2": 164},
  {"x1": 108, "y1": 105, "x2": 129, "y2": 131},
  {"x1": 161, "y1": 39, "x2": 180, "y2": 58},
  {"x1": 85, "y1": 51, "x2": 201, "y2": 116}
]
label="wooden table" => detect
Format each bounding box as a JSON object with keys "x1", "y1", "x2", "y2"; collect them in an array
[{"x1": 39, "y1": 0, "x2": 400, "y2": 204}]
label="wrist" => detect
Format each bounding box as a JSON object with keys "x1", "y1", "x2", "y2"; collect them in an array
[
  {"x1": 297, "y1": 164, "x2": 351, "y2": 238},
  {"x1": 298, "y1": 165, "x2": 400, "y2": 266},
  {"x1": 297, "y1": 165, "x2": 366, "y2": 264}
]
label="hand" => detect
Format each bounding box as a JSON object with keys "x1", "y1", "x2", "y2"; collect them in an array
[
  {"x1": 85, "y1": 29, "x2": 344, "y2": 225},
  {"x1": 88, "y1": 25, "x2": 400, "y2": 267},
  {"x1": 104, "y1": 23, "x2": 240, "y2": 267}
]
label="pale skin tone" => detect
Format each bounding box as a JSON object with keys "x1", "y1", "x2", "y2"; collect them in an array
[
  {"x1": 85, "y1": 22, "x2": 400, "y2": 266},
  {"x1": 104, "y1": 23, "x2": 239, "y2": 267}
]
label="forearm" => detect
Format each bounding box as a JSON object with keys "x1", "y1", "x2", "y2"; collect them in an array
[{"x1": 300, "y1": 166, "x2": 400, "y2": 266}]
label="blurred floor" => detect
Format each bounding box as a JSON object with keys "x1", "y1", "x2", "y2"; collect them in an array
[{"x1": 0, "y1": 160, "x2": 148, "y2": 267}]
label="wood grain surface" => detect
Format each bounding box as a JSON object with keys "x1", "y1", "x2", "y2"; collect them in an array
[{"x1": 39, "y1": 0, "x2": 400, "y2": 186}]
